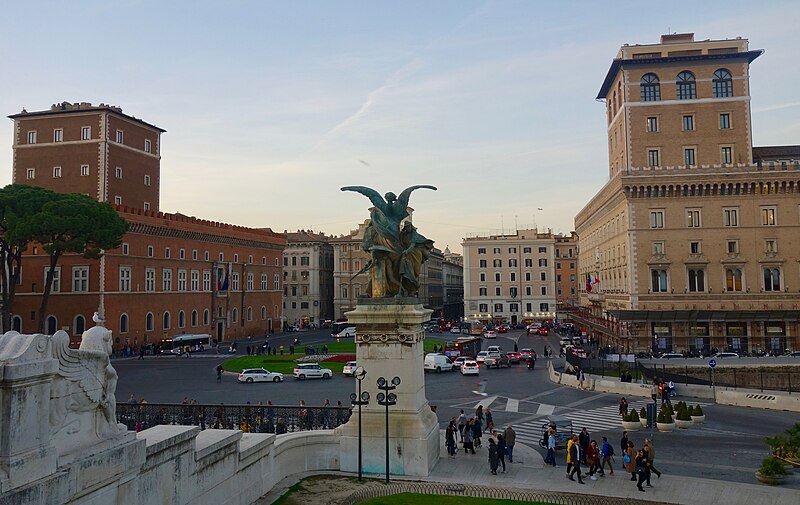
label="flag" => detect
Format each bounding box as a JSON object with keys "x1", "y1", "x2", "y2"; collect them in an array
[
  {"x1": 586, "y1": 272, "x2": 593, "y2": 293},
  {"x1": 221, "y1": 268, "x2": 229, "y2": 291},
  {"x1": 593, "y1": 273, "x2": 600, "y2": 288}
]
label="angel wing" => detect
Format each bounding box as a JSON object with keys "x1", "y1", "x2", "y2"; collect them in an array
[
  {"x1": 341, "y1": 186, "x2": 387, "y2": 211},
  {"x1": 396, "y1": 185, "x2": 437, "y2": 211},
  {"x1": 51, "y1": 330, "x2": 104, "y2": 403}
]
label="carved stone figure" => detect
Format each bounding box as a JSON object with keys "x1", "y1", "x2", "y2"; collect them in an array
[{"x1": 341, "y1": 185, "x2": 436, "y2": 298}]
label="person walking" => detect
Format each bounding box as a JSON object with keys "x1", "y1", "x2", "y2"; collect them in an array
[
  {"x1": 488, "y1": 438, "x2": 500, "y2": 475},
  {"x1": 544, "y1": 428, "x2": 557, "y2": 466},
  {"x1": 457, "y1": 410, "x2": 467, "y2": 441},
  {"x1": 485, "y1": 407, "x2": 494, "y2": 433},
  {"x1": 445, "y1": 422, "x2": 456, "y2": 457},
  {"x1": 625, "y1": 441, "x2": 636, "y2": 481},
  {"x1": 620, "y1": 431, "x2": 629, "y2": 457},
  {"x1": 587, "y1": 440, "x2": 601, "y2": 480},
  {"x1": 496, "y1": 433, "x2": 507, "y2": 473},
  {"x1": 503, "y1": 425, "x2": 516, "y2": 463},
  {"x1": 600, "y1": 436, "x2": 614, "y2": 475},
  {"x1": 619, "y1": 397, "x2": 629, "y2": 417},
  {"x1": 643, "y1": 439, "x2": 662, "y2": 478},
  {"x1": 578, "y1": 427, "x2": 590, "y2": 465},
  {"x1": 138, "y1": 346, "x2": 145, "y2": 360},
  {"x1": 463, "y1": 420, "x2": 476, "y2": 454},
  {"x1": 635, "y1": 449, "x2": 652, "y2": 491},
  {"x1": 473, "y1": 415, "x2": 483, "y2": 448},
  {"x1": 567, "y1": 435, "x2": 585, "y2": 484},
  {"x1": 566, "y1": 434, "x2": 575, "y2": 477}
]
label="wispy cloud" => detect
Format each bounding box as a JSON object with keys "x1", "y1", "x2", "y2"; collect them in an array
[{"x1": 753, "y1": 101, "x2": 800, "y2": 113}]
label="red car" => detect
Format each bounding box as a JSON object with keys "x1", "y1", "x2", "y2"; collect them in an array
[
  {"x1": 497, "y1": 325, "x2": 508, "y2": 333},
  {"x1": 538, "y1": 327, "x2": 550, "y2": 336}
]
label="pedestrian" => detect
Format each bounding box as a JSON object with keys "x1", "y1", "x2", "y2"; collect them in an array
[
  {"x1": 503, "y1": 425, "x2": 516, "y2": 463},
  {"x1": 567, "y1": 435, "x2": 585, "y2": 484},
  {"x1": 445, "y1": 422, "x2": 456, "y2": 457},
  {"x1": 635, "y1": 449, "x2": 652, "y2": 491},
  {"x1": 485, "y1": 408, "x2": 494, "y2": 433},
  {"x1": 650, "y1": 382, "x2": 658, "y2": 402},
  {"x1": 289, "y1": 344, "x2": 295, "y2": 355},
  {"x1": 457, "y1": 410, "x2": 467, "y2": 441},
  {"x1": 600, "y1": 436, "x2": 614, "y2": 475},
  {"x1": 128, "y1": 393, "x2": 136, "y2": 404},
  {"x1": 587, "y1": 440, "x2": 601, "y2": 480},
  {"x1": 625, "y1": 441, "x2": 636, "y2": 481},
  {"x1": 620, "y1": 431, "x2": 629, "y2": 457},
  {"x1": 619, "y1": 397, "x2": 629, "y2": 417},
  {"x1": 661, "y1": 382, "x2": 672, "y2": 408},
  {"x1": 578, "y1": 427, "x2": 590, "y2": 465},
  {"x1": 566, "y1": 434, "x2": 575, "y2": 476},
  {"x1": 475, "y1": 405, "x2": 484, "y2": 424},
  {"x1": 463, "y1": 419, "x2": 476, "y2": 454},
  {"x1": 488, "y1": 438, "x2": 499, "y2": 475},
  {"x1": 473, "y1": 415, "x2": 483, "y2": 448},
  {"x1": 138, "y1": 346, "x2": 145, "y2": 360},
  {"x1": 496, "y1": 433, "x2": 507, "y2": 473},
  {"x1": 544, "y1": 428, "x2": 557, "y2": 467},
  {"x1": 643, "y1": 439, "x2": 662, "y2": 478},
  {"x1": 578, "y1": 369, "x2": 586, "y2": 389}
]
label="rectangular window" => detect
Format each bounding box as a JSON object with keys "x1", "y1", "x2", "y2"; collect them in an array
[
  {"x1": 144, "y1": 139, "x2": 151, "y2": 153},
  {"x1": 493, "y1": 259, "x2": 502, "y2": 267},
  {"x1": 494, "y1": 303, "x2": 503, "y2": 312},
  {"x1": 119, "y1": 266, "x2": 131, "y2": 291},
  {"x1": 541, "y1": 286, "x2": 547, "y2": 295},
  {"x1": 523, "y1": 247, "x2": 531, "y2": 253},
  {"x1": 52, "y1": 166, "x2": 61, "y2": 178},
  {"x1": 682, "y1": 115, "x2": 694, "y2": 131},
  {"x1": 116, "y1": 130, "x2": 123, "y2": 143},
  {"x1": 81, "y1": 126, "x2": 91, "y2": 140},
  {"x1": 525, "y1": 272, "x2": 531, "y2": 281},
  {"x1": 690, "y1": 241, "x2": 700, "y2": 254},
  {"x1": 508, "y1": 247, "x2": 516, "y2": 253},
  {"x1": 261, "y1": 273, "x2": 268, "y2": 290},
  {"x1": 479, "y1": 303, "x2": 488, "y2": 312},
  {"x1": 26, "y1": 168, "x2": 35, "y2": 180},
  {"x1": 80, "y1": 164, "x2": 90, "y2": 176},
  {"x1": 27, "y1": 131, "x2": 37, "y2": 144},
  {"x1": 647, "y1": 149, "x2": 660, "y2": 167},
  {"x1": 495, "y1": 287, "x2": 501, "y2": 296},
  {"x1": 541, "y1": 272, "x2": 547, "y2": 281},
  {"x1": 508, "y1": 259, "x2": 517, "y2": 267},
  {"x1": 478, "y1": 248, "x2": 486, "y2": 254},
  {"x1": 191, "y1": 270, "x2": 199, "y2": 291},
  {"x1": 72, "y1": 266, "x2": 89, "y2": 292},
  {"x1": 143, "y1": 202, "x2": 150, "y2": 211},
  {"x1": 647, "y1": 116, "x2": 658, "y2": 132},
  {"x1": 721, "y1": 146, "x2": 733, "y2": 164},
  {"x1": 723, "y1": 208, "x2": 738, "y2": 227},
  {"x1": 45, "y1": 266, "x2": 61, "y2": 292},
  {"x1": 649, "y1": 210, "x2": 664, "y2": 229},
  {"x1": 231, "y1": 272, "x2": 239, "y2": 291},
  {"x1": 538, "y1": 259, "x2": 547, "y2": 267},
  {"x1": 479, "y1": 259, "x2": 487, "y2": 268},
  {"x1": 719, "y1": 113, "x2": 731, "y2": 129},
  {"x1": 122, "y1": 243, "x2": 129, "y2": 255},
  {"x1": 53, "y1": 129, "x2": 63, "y2": 142},
  {"x1": 727, "y1": 240, "x2": 739, "y2": 254},
  {"x1": 114, "y1": 196, "x2": 122, "y2": 205},
  {"x1": 652, "y1": 241, "x2": 664, "y2": 255},
  {"x1": 115, "y1": 167, "x2": 123, "y2": 179},
  {"x1": 524, "y1": 258, "x2": 533, "y2": 267},
  {"x1": 479, "y1": 273, "x2": 486, "y2": 282},
  {"x1": 761, "y1": 207, "x2": 776, "y2": 226},
  {"x1": 510, "y1": 272, "x2": 516, "y2": 281},
  {"x1": 203, "y1": 270, "x2": 211, "y2": 291},
  {"x1": 765, "y1": 239, "x2": 777, "y2": 253},
  {"x1": 145, "y1": 268, "x2": 155, "y2": 291},
  {"x1": 179, "y1": 248, "x2": 185, "y2": 260},
  {"x1": 147, "y1": 245, "x2": 154, "y2": 257},
  {"x1": 494, "y1": 273, "x2": 501, "y2": 282},
  {"x1": 526, "y1": 286, "x2": 532, "y2": 296},
  {"x1": 493, "y1": 248, "x2": 500, "y2": 254},
  {"x1": 247, "y1": 273, "x2": 254, "y2": 291},
  {"x1": 540, "y1": 303, "x2": 549, "y2": 312},
  {"x1": 234, "y1": 254, "x2": 239, "y2": 263},
  {"x1": 274, "y1": 274, "x2": 280, "y2": 290},
  {"x1": 144, "y1": 174, "x2": 151, "y2": 186},
  {"x1": 686, "y1": 209, "x2": 701, "y2": 228},
  {"x1": 684, "y1": 148, "x2": 696, "y2": 166},
  {"x1": 479, "y1": 287, "x2": 487, "y2": 296},
  {"x1": 178, "y1": 269, "x2": 187, "y2": 291},
  {"x1": 163, "y1": 269, "x2": 172, "y2": 291},
  {"x1": 538, "y1": 247, "x2": 547, "y2": 253},
  {"x1": 164, "y1": 247, "x2": 171, "y2": 258}
]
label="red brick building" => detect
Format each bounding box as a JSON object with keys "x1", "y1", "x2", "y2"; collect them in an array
[{"x1": 8, "y1": 102, "x2": 285, "y2": 349}]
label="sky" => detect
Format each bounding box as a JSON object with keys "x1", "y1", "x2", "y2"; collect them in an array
[{"x1": 1, "y1": 0, "x2": 799, "y2": 254}]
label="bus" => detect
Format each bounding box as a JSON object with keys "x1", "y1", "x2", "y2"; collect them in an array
[
  {"x1": 443, "y1": 336, "x2": 482, "y2": 359},
  {"x1": 460, "y1": 320, "x2": 485, "y2": 336},
  {"x1": 330, "y1": 322, "x2": 355, "y2": 337},
  {"x1": 160, "y1": 334, "x2": 212, "y2": 355}
]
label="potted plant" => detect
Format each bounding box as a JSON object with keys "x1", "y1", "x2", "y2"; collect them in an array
[
  {"x1": 691, "y1": 404, "x2": 705, "y2": 424},
  {"x1": 675, "y1": 405, "x2": 693, "y2": 429},
  {"x1": 755, "y1": 457, "x2": 789, "y2": 485},
  {"x1": 656, "y1": 409, "x2": 675, "y2": 432},
  {"x1": 639, "y1": 407, "x2": 648, "y2": 428},
  {"x1": 765, "y1": 423, "x2": 800, "y2": 469},
  {"x1": 622, "y1": 410, "x2": 640, "y2": 431}
]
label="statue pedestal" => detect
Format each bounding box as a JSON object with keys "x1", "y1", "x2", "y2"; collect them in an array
[{"x1": 336, "y1": 301, "x2": 439, "y2": 477}]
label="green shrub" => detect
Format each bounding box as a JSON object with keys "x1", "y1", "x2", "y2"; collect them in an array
[
  {"x1": 630, "y1": 409, "x2": 640, "y2": 422},
  {"x1": 759, "y1": 456, "x2": 789, "y2": 477},
  {"x1": 676, "y1": 408, "x2": 692, "y2": 421},
  {"x1": 692, "y1": 405, "x2": 703, "y2": 416},
  {"x1": 640, "y1": 407, "x2": 647, "y2": 419},
  {"x1": 656, "y1": 410, "x2": 672, "y2": 424},
  {"x1": 622, "y1": 412, "x2": 631, "y2": 422}
]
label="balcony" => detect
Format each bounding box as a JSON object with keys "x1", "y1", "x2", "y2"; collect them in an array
[{"x1": 588, "y1": 292, "x2": 605, "y2": 302}]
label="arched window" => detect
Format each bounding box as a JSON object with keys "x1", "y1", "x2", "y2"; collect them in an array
[
  {"x1": 640, "y1": 73, "x2": 661, "y2": 101},
  {"x1": 261, "y1": 306, "x2": 267, "y2": 320},
  {"x1": 203, "y1": 309, "x2": 210, "y2": 325},
  {"x1": 163, "y1": 311, "x2": 171, "y2": 330},
  {"x1": 726, "y1": 268, "x2": 743, "y2": 292},
  {"x1": 74, "y1": 314, "x2": 86, "y2": 336},
  {"x1": 178, "y1": 310, "x2": 185, "y2": 328},
  {"x1": 12, "y1": 315, "x2": 22, "y2": 332},
  {"x1": 120, "y1": 313, "x2": 129, "y2": 333},
  {"x1": 247, "y1": 306, "x2": 253, "y2": 321},
  {"x1": 146, "y1": 312, "x2": 154, "y2": 331},
  {"x1": 191, "y1": 310, "x2": 198, "y2": 326},
  {"x1": 676, "y1": 71, "x2": 696, "y2": 100},
  {"x1": 46, "y1": 315, "x2": 57, "y2": 335},
  {"x1": 232, "y1": 308, "x2": 238, "y2": 322},
  {"x1": 713, "y1": 68, "x2": 733, "y2": 98}
]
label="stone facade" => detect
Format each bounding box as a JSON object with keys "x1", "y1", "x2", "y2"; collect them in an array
[{"x1": 282, "y1": 230, "x2": 334, "y2": 327}]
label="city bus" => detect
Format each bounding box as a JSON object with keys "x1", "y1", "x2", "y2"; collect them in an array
[
  {"x1": 330, "y1": 321, "x2": 356, "y2": 337},
  {"x1": 160, "y1": 334, "x2": 212, "y2": 354},
  {"x1": 460, "y1": 320, "x2": 485, "y2": 336},
  {"x1": 443, "y1": 336, "x2": 482, "y2": 359}
]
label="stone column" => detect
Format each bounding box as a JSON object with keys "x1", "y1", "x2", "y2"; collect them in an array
[{"x1": 336, "y1": 300, "x2": 439, "y2": 477}]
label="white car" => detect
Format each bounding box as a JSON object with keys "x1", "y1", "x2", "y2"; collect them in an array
[
  {"x1": 293, "y1": 363, "x2": 333, "y2": 380},
  {"x1": 484, "y1": 330, "x2": 497, "y2": 339},
  {"x1": 476, "y1": 351, "x2": 490, "y2": 363},
  {"x1": 710, "y1": 352, "x2": 740, "y2": 359},
  {"x1": 238, "y1": 368, "x2": 284, "y2": 383},
  {"x1": 487, "y1": 345, "x2": 502, "y2": 353},
  {"x1": 452, "y1": 356, "x2": 469, "y2": 369},
  {"x1": 450, "y1": 327, "x2": 461, "y2": 334},
  {"x1": 461, "y1": 360, "x2": 480, "y2": 375},
  {"x1": 342, "y1": 361, "x2": 358, "y2": 376}
]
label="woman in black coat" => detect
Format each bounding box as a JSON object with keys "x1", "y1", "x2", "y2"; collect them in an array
[
  {"x1": 496, "y1": 433, "x2": 507, "y2": 473},
  {"x1": 488, "y1": 439, "x2": 500, "y2": 475}
]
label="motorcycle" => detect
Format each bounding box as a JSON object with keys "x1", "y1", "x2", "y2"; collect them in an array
[{"x1": 527, "y1": 358, "x2": 535, "y2": 370}]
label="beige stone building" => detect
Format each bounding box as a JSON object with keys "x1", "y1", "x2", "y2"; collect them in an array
[
  {"x1": 555, "y1": 233, "x2": 580, "y2": 312},
  {"x1": 462, "y1": 230, "x2": 559, "y2": 326},
  {"x1": 442, "y1": 247, "x2": 465, "y2": 321},
  {"x1": 575, "y1": 33, "x2": 800, "y2": 355},
  {"x1": 282, "y1": 231, "x2": 334, "y2": 327}
]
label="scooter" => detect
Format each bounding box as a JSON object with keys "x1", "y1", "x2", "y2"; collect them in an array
[{"x1": 527, "y1": 358, "x2": 535, "y2": 370}]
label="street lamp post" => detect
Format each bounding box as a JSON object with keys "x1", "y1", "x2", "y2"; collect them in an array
[
  {"x1": 349, "y1": 367, "x2": 369, "y2": 482},
  {"x1": 376, "y1": 376, "x2": 400, "y2": 484}
]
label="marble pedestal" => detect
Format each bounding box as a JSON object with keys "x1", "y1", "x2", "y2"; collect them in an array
[{"x1": 336, "y1": 301, "x2": 439, "y2": 477}]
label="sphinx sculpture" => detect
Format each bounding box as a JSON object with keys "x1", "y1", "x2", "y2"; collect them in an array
[{"x1": 341, "y1": 185, "x2": 436, "y2": 298}]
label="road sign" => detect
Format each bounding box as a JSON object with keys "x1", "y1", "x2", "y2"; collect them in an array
[{"x1": 709, "y1": 359, "x2": 717, "y2": 368}]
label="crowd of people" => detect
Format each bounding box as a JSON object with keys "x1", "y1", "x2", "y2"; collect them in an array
[{"x1": 444, "y1": 406, "x2": 517, "y2": 475}]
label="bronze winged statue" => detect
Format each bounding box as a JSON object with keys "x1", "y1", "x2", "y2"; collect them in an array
[{"x1": 341, "y1": 185, "x2": 436, "y2": 298}]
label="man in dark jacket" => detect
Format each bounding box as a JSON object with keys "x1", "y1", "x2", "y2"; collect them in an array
[
  {"x1": 620, "y1": 431, "x2": 629, "y2": 457},
  {"x1": 568, "y1": 435, "x2": 585, "y2": 484},
  {"x1": 578, "y1": 427, "x2": 590, "y2": 465},
  {"x1": 503, "y1": 425, "x2": 516, "y2": 463}
]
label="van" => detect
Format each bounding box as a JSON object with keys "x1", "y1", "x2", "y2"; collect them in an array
[{"x1": 424, "y1": 353, "x2": 454, "y2": 373}]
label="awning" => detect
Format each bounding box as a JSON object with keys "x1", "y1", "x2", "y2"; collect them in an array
[{"x1": 607, "y1": 309, "x2": 800, "y2": 322}]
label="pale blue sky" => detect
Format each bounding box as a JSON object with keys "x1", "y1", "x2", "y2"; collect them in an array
[{"x1": 2, "y1": 1, "x2": 799, "y2": 252}]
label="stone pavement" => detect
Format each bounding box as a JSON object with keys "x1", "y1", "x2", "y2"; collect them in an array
[{"x1": 423, "y1": 431, "x2": 800, "y2": 505}]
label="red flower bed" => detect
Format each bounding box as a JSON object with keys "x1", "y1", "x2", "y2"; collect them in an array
[{"x1": 324, "y1": 354, "x2": 356, "y2": 363}]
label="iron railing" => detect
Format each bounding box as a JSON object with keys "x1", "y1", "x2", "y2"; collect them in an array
[{"x1": 116, "y1": 402, "x2": 352, "y2": 433}]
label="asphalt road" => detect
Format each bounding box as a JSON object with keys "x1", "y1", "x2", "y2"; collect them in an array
[{"x1": 115, "y1": 327, "x2": 799, "y2": 489}]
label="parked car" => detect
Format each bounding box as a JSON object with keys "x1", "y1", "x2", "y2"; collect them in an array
[
  {"x1": 710, "y1": 352, "x2": 740, "y2": 359},
  {"x1": 452, "y1": 356, "x2": 469, "y2": 369},
  {"x1": 293, "y1": 363, "x2": 333, "y2": 380},
  {"x1": 506, "y1": 352, "x2": 520, "y2": 364},
  {"x1": 476, "y1": 351, "x2": 490, "y2": 363},
  {"x1": 238, "y1": 368, "x2": 284, "y2": 383},
  {"x1": 342, "y1": 361, "x2": 358, "y2": 376},
  {"x1": 656, "y1": 353, "x2": 684, "y2": 359},
  {"x1": 484, "y1": 352, "x2": 510, "y2": 368},
  {"x1": 484, "y1": 330, "x2": 497, "y2": 339},
  {"x1": 424, "y1": 353, "x2": 454, "y2": 373},
  {"x1": 461, "y1": 360, "x2": 480, "y2": 375}
]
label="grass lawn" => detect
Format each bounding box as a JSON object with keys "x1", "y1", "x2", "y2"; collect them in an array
[{"x1": 357, "y1": 494, "x2": 554, "y2": 505}]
